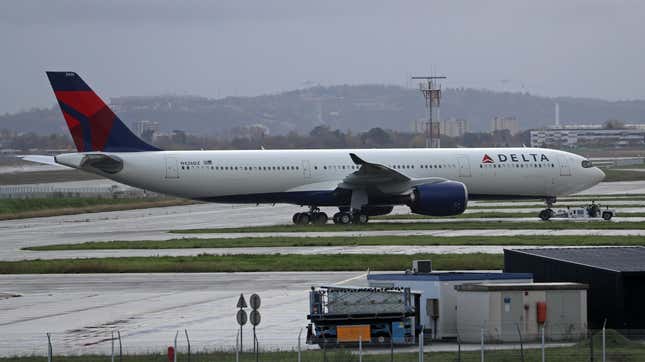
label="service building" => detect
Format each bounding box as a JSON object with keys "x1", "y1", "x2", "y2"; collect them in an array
[
  {"x1": 455, "y1": 282, "x2": 588, "y2": 343},
  {"x1": 367, "y1": 270, "x2": 532, "y2": 339},
  {"x1": 504, "y1": 247, "x2": 645, "y2": 330}
]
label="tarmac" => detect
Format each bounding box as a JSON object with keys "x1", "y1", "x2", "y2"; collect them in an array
[{"x1": 0, "y1": 272, "x2": 364, "y2": 356}]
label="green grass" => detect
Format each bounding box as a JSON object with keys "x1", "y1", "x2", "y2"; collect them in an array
[
  {"x1": 614, "y1": 163, "x2": 645, "y2": 169},
  {"x1": 472, "y1": 196, "x2": 645, "y2": 204},
  {"x1": 602, "y1": 168, "x2": 645, "y2": 182},
  {"x1": 378, "y1": 212, "x2": 645, "y2": 219},
  {"x1": 24, "y1": 235, "x2": 645, "y2": 251},
  {"x1": 0, "y1": 197, "x2": 194, "y2": 220},
  {"x1": 173, "y1": 220, "x2": 645, "y2": 234},
  {"x1": 0, "y1": 253, "x2": 501, "y2": 274},
  {"x1": 468, "y1": 203, "x2": 640, "y2": 209},
  {"x1": 378, "y1": 212, "x2": 645, "y2": 220}
]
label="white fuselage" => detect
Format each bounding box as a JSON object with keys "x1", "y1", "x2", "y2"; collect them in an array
[{"x1": 56, "y1": 147, "x2": 605, "y2": 205}]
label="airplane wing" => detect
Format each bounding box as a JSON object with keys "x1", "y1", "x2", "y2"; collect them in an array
[{"x1": 339, "y1": 153, "x2": 447, "y2": 195}]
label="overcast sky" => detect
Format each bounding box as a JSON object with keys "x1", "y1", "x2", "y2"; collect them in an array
[{"x1": 1, "y1": 0, "x2": 644, "y2": 114}]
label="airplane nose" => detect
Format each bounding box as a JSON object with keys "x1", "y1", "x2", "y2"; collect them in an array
[{"x1": 594, "y1": 168, "x2": 605, "y2": 183}]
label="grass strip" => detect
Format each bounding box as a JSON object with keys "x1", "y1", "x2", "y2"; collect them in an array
[
  {"x1": 602, "y1": 169, "x2": 645, "y2": 182},
  {"x1": 468, "y1": 203, "x2": 641, "y2": 209},
  {"x1": 0, "y1": 198, "x2": 195, "y2": 220},
  {"x1": 0, "y1": 253, "x2": 501, "y2": 274},
  {"x1": 377, "y1": 212, "x2": 645, "y2": 220},
  {"x1": 472, "y1": 196, "x2": 645, "y2": 203},
  {"x1": 0, "y1": 169, "x2": 100, "y2": 185},
  {"x1": 24, "y1": 235, "x2": 645, "y2": 251},
  {"x1": 173, "y1": 220, "x2": 645, "y2": 234}
]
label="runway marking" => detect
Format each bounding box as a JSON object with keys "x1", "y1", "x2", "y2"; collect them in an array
[{"x1": 336, "y1": 273, "x2": 368, "y2": 285}]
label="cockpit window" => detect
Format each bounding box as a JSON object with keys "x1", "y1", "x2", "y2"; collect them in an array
[{"x1": 581, "y1": 160, "x2": 593, "y2": 168}]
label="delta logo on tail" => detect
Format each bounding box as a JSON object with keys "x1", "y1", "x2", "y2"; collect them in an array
[
  {"x1": 482, "y1": 154, "x2": 494, "y2": 163},
  {"x1": 46, "y1": 72, "x2": 159, "y2": 153}
]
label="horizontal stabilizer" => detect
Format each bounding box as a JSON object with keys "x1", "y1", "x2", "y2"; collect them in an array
[{"x1": 17, "y1": 155, "x2": 72, "y2": 169}]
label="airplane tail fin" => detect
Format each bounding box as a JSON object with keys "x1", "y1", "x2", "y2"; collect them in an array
[{"x1": 45, "y1": 71, "x2": 160, "y2": 152}]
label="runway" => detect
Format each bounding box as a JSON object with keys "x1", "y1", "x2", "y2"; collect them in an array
[{"x1": 0, "y1": 272, "x2": 364, "y2": 356}]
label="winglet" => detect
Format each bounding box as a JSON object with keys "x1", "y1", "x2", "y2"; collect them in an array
[{"x1": 349, "y1": 153, "x2": 366, "y2": 165}]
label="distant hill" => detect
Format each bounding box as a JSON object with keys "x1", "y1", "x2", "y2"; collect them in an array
[{"x1": 2, "y1": 85, "x2": 644, "y2": 135}]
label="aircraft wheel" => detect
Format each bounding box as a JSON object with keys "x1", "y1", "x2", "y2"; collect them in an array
[
  {"x1": 602, "y1": 211, "x2": 613, "y2": 221},
  {"x1": 313, "y1": 212, "x2": 328, "y2": 225},
  {"x1": 538, "y1": 209, "x2": 553, "y2": 221},
  {"x1": 292, "y1": 213, "x2": 301, "y2": 224},
  {"x1": 332, "y1": 212, "x2": 341, "y2": 224},
  {"x1": 353, "y1": 213, "x2": 369, "y2": 224},
  {"x1": 295, "y1": 213, "x2": 310, "y2": 225},
  {"x1": 338, "y1": 213, "x2": 352, "y2": 225}
]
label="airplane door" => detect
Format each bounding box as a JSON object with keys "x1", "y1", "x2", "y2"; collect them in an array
[
  {"x1": 301, "y1": 160, "x2": 312, "y2": 178},
  {"x1": 165, "y1": 157, "x2": 179, "y2": 179},
  {"x1": 457, "y1": 155, "x2": 471, "y2": 177},
  {"x1": 558, "y1": 156, "x2": 571, "y2": 176}
]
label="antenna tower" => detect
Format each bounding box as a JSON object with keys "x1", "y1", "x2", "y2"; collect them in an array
[{"x1": 412, "y1": 76, "x2": 446, "y2": 148}]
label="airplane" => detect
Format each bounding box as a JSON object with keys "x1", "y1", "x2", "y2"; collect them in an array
[{"x1": 25, "y1": 71, "x2": 606, "y2": 224}]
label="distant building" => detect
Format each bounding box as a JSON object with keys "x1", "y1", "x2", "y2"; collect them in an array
[
  {"x1": 440, "y1": 118, "x2": 469, "y2": 138},
  {"x1": 546, "y1": 124, "x2": 603, "y2": 130},
  {"x1": 530, "y1": 128, "x2": 645, "y2": 148},
  {"x1": 230, "y1": 124, "x2": 270, "y2": 140},
  {"x1": 490, "y1": 116, "x2": 520, "y2": 135},
  {"x1": 133, "y1": 120, "x2": 160, "y2": 142}
]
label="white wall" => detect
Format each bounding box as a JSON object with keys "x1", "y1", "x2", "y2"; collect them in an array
[{"x1": 368, "y1": 276, "x2": 532, "y2": 339}]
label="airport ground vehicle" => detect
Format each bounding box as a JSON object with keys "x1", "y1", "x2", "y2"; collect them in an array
[
  {"x1": 539, "y1": 202, "x2": 616, "y2": 221},
  {"x1": 306, "y1": 286, "x2": 418, "y2": 347}
]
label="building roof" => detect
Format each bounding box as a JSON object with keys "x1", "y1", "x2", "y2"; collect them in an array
[
  {"x1": 505, "y1": 247, "x2": 645, "y2": 273},
  {"x1": 368, "y1": 272, "x2": 532, "y2": 282},
  {"x1": 455, "y1": 282, "x2": 588, "y2": 292}
]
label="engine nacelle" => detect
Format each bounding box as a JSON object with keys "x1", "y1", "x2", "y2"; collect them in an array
[{"x1": 409, "y1": 181, "x2": 468, "y2": 216}]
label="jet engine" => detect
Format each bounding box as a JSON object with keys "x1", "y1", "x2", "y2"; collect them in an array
[{"x1": 408, "y1": 181, "x2": 468, "y2": 216}]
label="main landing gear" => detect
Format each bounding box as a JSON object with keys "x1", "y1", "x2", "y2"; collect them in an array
[
  {"x1": 538, "y1": 197, "x2": 556, "y2": 221},
  {"x1": 291, "y1": 208, "x2": 370, "y2": 225},
  {"x1": 332, "y1": 211, "x2": 369, "y2": 225},
  {"x1": 292, "y1": 207, "x2": 328, "y2": 225}
]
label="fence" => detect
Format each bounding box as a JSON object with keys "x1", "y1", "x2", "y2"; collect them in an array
[{"x1": 8, "y1": 326, "x2": 645, "y2": 361}]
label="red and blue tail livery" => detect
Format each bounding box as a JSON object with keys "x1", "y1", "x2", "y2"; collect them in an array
[{"x1": 46, "y1": 72, "x2": 160, "y2": 152}]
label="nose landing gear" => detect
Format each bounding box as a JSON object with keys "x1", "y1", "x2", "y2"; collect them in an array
[{"x1": 538, "y1": 197, "x2": 556, "y2": 221}]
